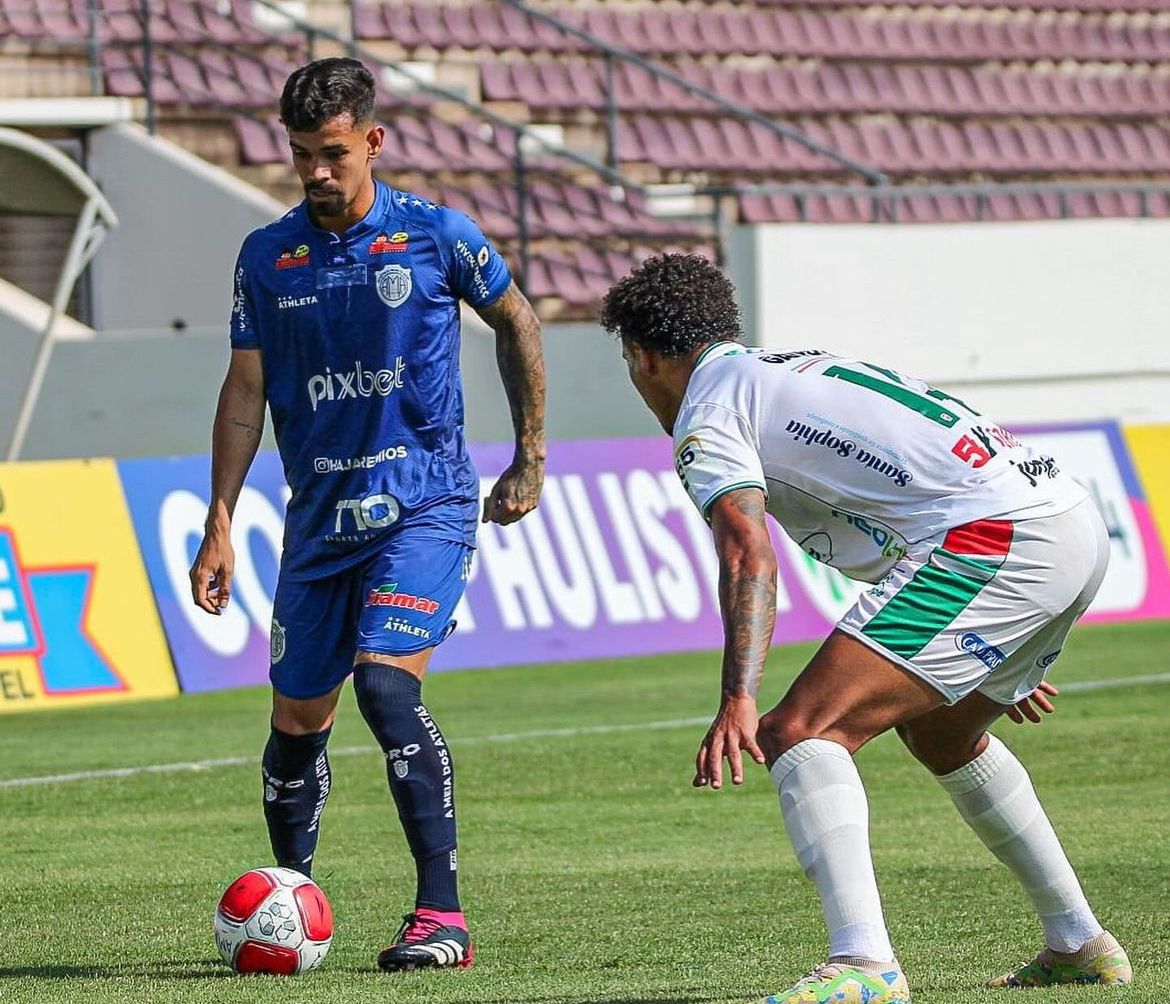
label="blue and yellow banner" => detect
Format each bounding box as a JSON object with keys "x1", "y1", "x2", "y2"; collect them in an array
[
  {"x1": 1126, "y1": 424, "x2": 1170, "y2": 566},
  {"x1": 0, "y1": 459, "x2": 177, "y2": 712}
]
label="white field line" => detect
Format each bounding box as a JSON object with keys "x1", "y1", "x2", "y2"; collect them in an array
[
  {"x1": 0, "y1": 715, "x2": 714, "y2": 791},
  {"x1": 3, "y1": 671, "x2": 1169, "y2": 792}
]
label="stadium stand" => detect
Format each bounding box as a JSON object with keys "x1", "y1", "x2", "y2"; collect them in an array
[
  {"x1": 3, "y1": 0, "x2": 1170, "y2": 315},
  {"x1": 481, "y1": 60, "x2": 1170, "y2": 121},
  {"x1": 353, "y1": 3, "x2": 1170, "y2": 64},
  {"x1": 351, "y1": 1, "x2": 1170, "y2": 181}
]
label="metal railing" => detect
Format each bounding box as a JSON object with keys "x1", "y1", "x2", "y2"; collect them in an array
[{"x1": 695, "y1": 179, "x2": 1170, "y2": 224}]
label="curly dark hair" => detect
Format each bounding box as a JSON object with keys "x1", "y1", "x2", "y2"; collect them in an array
[
  {"x1": 280, "y1": 58, "x2": 376, "y2": 132},
  {"x1": 600, "y1": 253, "x2": 743, "y2": 357}
]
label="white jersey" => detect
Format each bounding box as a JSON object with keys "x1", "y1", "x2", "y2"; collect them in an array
[{"x1": 672, "y1": 342, "x2": 1088, "y2": 583}]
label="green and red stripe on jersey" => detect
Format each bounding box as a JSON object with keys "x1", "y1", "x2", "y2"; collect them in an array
[{"x1": 860, "y1": 519, "x2": 1014, "y2": 659}]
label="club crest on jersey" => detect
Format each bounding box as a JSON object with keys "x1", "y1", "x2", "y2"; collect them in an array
[
  {"x1": 270, "y1": 618, "x2": 287, "y2": 663},
  {"x1": 275, "y1": 244, "x2": 310, "y2": 270},
  {"x1": 370, "y1": 231, "x2": 409, "y2": 254},
  {"x1": 375, "y1": 264, "x2": 412, "y2": 307}
]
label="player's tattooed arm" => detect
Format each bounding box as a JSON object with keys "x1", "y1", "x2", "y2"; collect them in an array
[
  {"x1": 693, "y1": 486, "x2": 773, "y2": 789},
  {"x1": 475, "y1": 281, "x2": 547, "y2": 524},
  {"x1": 710, "y1": 487, "x2": 777, "y2": 699},
  {"x1": 208, "y1": 348, "x2": 266, "y2": 523}
]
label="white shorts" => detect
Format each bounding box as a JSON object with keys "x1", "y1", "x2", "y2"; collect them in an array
[{"x1": 837, "y1": 496, "x2": 1109, "y2": 706}]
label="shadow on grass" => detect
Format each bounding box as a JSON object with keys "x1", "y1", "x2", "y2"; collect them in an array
[{"x1": 0, "y1": 959, "x2": 231, "y2": 981}]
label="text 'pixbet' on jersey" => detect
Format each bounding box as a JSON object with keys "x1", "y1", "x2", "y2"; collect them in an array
[{"x1": 307, "y1": 358, "x2": 406, "y2": 411}]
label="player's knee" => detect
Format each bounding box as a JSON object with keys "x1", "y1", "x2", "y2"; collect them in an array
[
  {"x1": 898, "y1": 721, "x2": 985, "y2": 776},
  {"x1": 757, "y1": 707, "x2": 812, "y2": 765},
  {"x1": 896, "y1": 722, "x2": 930, "y2": 764},
  {"x1": 352, "y1": 663, "x2": 421, "y2": 735}
]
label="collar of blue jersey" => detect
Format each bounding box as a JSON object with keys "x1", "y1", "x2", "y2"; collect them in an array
[
  {"x1": 302, "y1": 178, "x2": 391, "y2": 245},
  {"x1": 694, "y1": 340, "x2": 748, "y2": 368}
]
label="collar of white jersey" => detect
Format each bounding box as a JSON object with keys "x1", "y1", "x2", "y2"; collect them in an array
[{"x1": 694, "y1": 340, "x2": 748, "y2": 368}]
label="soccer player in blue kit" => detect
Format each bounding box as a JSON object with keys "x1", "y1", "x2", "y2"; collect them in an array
[{"x1": 188, "y1": 58, "x2": 546, "y2": 972}]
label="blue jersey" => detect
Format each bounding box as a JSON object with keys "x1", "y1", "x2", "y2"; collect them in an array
[{"x1": 230, "y1": 181, "x2": 511, "y2": 580}]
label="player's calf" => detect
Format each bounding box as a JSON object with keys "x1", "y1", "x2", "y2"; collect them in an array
[
  {"x1": 353, "y1": 663, "x2": 462, "y2": 912},
  {"x1": 261, "y1": 724, "x2": 332, "y2": 877}
]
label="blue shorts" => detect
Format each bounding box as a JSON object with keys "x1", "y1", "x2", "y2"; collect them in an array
[{"x1": 269, "y1": 531, "x2": 472, "y2": 700}]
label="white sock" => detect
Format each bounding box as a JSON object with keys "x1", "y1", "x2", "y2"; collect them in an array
[
  {"x1": 771, "y1": 738, "x2": 895, "y2": 963},
  {"x1": 937, "y1": 733, "x2": 1103, "y2": 954}
]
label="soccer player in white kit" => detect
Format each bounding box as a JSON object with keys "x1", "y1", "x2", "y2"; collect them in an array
[{"x1": 601, "y1": 254, "x2": 1131, "y2": 1004}]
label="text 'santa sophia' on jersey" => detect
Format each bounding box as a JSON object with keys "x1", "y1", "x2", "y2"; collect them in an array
[
  {"x1": 672, "y1": 343, "x2": 1088, "y2": 584},
  {"x1": 230, "y1": 181, "x2": 511, "y2": 580}
]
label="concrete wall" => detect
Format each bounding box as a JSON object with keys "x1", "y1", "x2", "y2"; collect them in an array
[
  {"x1": 0, "y1": 275, "x2": 93, "y2": 456},
  {"x1": 733, "y1": 218, "x2": 1170, "y2": 424},
  {"x1": 85, "y1": 123, "x2": 285, "y2": 335},
  {"x1": 3, "y1": 329, "x2": 235, "y2": 460},
  {"x1": 459, "y1": 317, "x2": 659, "y2": 443}
]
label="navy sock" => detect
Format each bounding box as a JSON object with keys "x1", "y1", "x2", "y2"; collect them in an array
[
  {"x1": 353, "y1": 663, "x2": 460, "y2": 912},
  {"x1": 261, "y1": 724, "x2": 332, "y2": 878}
]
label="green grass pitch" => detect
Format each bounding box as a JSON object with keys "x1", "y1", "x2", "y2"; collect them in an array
[{"x1": 2, "y1": 619, "x2": 1167, "y2": 1003}]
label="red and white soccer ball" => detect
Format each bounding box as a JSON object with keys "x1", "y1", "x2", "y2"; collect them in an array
[{"x1": 214, "y1": 867, "x2": 333, "y2": 975}]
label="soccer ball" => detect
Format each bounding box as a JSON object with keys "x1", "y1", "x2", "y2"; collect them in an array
[{"x1": 214, "y1": 866, "x2": 333, "y2": 974}]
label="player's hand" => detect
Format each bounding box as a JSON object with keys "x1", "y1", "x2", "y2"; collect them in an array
[
  {"x1": 1005, "y1": 680, "x2": 1059, "y2": 724},
  {"x1": 189, "y1": 526, "x2": 235, "y2": 615},
  {"x1": 482, "y1": 456, "x2": 544, "y2": 525},
  {"x1": 694, "y1": 694, "x2": 766, "y2": 790}
]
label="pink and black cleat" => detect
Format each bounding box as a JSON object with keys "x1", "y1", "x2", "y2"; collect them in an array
[{"x1": 377, "y1": 908, "x2": 474, "y2": 972}]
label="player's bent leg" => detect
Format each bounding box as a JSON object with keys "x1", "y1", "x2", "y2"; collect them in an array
[
  {"x1": 264, "y1": 684, "x2": 344, "y2": 878},
  {"x1": 770, "y1": 741, "x2": 896, "y2": 964},
  {"x1": 936, "y1": 736, "x2": 1117, "y2": 978},
  {"x1": 898, "y1": 696, "x2": 1124, "y2": 983},
  {"x1": 756, "y1": 631, "x2": 944, "y2": 764},
  {"x1": 352, "y1": 659, "x2": 471, "y2": 972},
  {"x1": 755, "y1": 632, "x2": 946, "y2": 998}
]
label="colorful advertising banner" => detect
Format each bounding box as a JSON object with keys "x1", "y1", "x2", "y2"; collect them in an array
[
  {"x1": 1022, "y1": 422, "x2": 1170, "y2": 623},
  {"x1": 1124, "y1": 424, "x2": 1170, "y2": 566},
  {"x1": 119, "y1": 422, "x2": 1170, "y2": 694},
  {"x1": 0, "y1": 459, "x2": 177, "y2": 712},
  {"x1": 118, "y1": 452, "x2": 286, "y2": 695}
]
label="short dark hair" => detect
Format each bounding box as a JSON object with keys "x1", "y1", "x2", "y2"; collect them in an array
[
  {"x1": 601, "y1": 253, "x2": 743, "y2": 357},
  {"x1": 279, "y1": 58, "x2": 376, "y2": 132}
]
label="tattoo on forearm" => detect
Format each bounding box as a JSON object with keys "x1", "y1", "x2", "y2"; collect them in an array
[
  {"x1": 481, "y1": 283, "x2": 547, "y2": 467},
  {"x1": 719, "y1": 492, "x2": 776, "y2": 698},
  {"x1": 229, "y1": 418, "x2": 263, "y2": 439}
]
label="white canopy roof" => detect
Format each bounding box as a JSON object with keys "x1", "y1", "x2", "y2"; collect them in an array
[{"x1": 2, "y1": 127, "x2": 119, "y2": 460}]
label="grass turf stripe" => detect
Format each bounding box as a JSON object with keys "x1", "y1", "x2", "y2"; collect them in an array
[{"x1": 4, "y1": 671, "x2": 1169, "y2": 791}]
